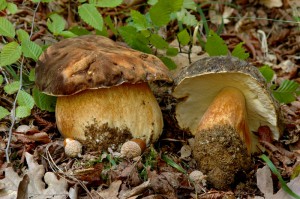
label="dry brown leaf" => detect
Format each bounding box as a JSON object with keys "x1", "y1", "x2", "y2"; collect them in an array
[
  {"x1": 97, "y1": 180, "x2": 122, "y2": 199},
  {"x1": 0, "y1": 152, "x2": 69, "y2": 199},
  {"x1": 259, "y1": 0, "x2": 283, "y2": 8},
  {"x1": 119, "y1": 180, "x2": 151, "y2": 199},
  {"x1": 256, "y1": 165, "x2": 300, "y2": 199}
]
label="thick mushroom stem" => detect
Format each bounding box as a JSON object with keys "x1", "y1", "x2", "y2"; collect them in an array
[
  {"x1": 197, "y1": 87, "x2": 251, "y2": 152},
  {"x1": 55, "y1": 82, "x2": 163, "y2": 150}
]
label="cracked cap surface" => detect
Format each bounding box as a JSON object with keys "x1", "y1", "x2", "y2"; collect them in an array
[{"x1": 36, "y1": 35, "x2": 172, "y2": 96}]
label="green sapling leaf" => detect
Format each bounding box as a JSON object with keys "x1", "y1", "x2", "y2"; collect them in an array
[
  {"x1": 104, "y1": 16, "x2": 118, "y2": 35},
  {"x1": 69, "y1": 26, "x2": 90, "y2": 36},
  {"x1": 6, "y1": 2, "x2": 18, "y2": 14},
  {"x1": 149, "y1": 0, "x2": 183, "y2": 26},
  {"x1": 17, "y1": 29, "x2": 30, "y2": 42},
  {"x1": 29, "y1": 69, "x2": 35, "y2": 82},
  {"x1": 17, "y1": 90, "x2": 35, "y2": 109},
  {"x1": 89, "y1": 0, "x2": 122, "y2": 7},
  {"x1": 16, "y1": 105, "x2": 31, "y2": 118},
  {"x1": 183, "y1": 0, "x2": 197, "y2": 10},
  {"x1": 205, "y1": 30, "x2": 228, "y2": 56},
  {"x1": 259, "y1": 65, "x2": 275, "y2": 83},
  {"x1": 0, "y1": 75, "x2": 3, "y2": 85},
  {"x1": 166, "y1": 47, "x2": 178, "y2": 56},
  {"x1": 33, "y1": 87, "x2": 57, "y2": 112},
  {"x1": 4, "y1": 81, "x2": 20, "y2": 94},
  {"x1": 21, "y1": 40, "x2": 43, "y2": 61},
  {"x1": 149, "y1": 34, "x2": 169, "y2": 49},
  {"x1": 78, "y1": 4, "x2": 103, "y2": 31},
  {"x1": 47, "y1": 13, "x2": 66, "y2": 35},
  {"x1": 0, "y1": 42, "x2": 22, "y2": 66},
  {"x1": 231, "y1": 42, "x2": 249, "y2": 60},
  {"x1": 160, "y1": 56, "x2": 177, "y2": 70},
  {"x1": 0, "y1": 106, "x2": 10, "y2": 120},
  {"x1": 0, "y1": 17, "x2": 15, "y2": 38},
  {"x1": 0, "y1": 0, "x2": 8, "y2": 11},
  {"x1": 272, "y1": 80, "x2": 300, "y2": 104},
  {"x1": 118, "y1": 26, "x2": 151, "y2": 53},
  {"x1": 59, "y1": 30, "x2": 78, "y2": 38},
  {"x1": 177, "y1": 29, "x2": 190, "y2": 46},
  {"x1": 130, "y1": 10, "x2": 150, "y2": 31}
]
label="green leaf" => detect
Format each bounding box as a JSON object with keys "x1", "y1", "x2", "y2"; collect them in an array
[
  {"x1": 149, "y1": 34, "x2": 169, "y2": 49},
  {"x1": 272, "y1": 80, "x2": 300, "y2": 104},
  {"x1": 162, "y1": 154, "x2": 186, "y2": 174},
  {"x1": 89, "y1": 0, "x2": 122, "y2": 7},
  {"x1": 231, "y1": 42, "x2": 249, "y2": 60},
  {"x1": 0, "y1": 0, "x2": 7, "y2": 11},
  {"x1": 69, "y1": 26, "x2": 90, "y2": 36},
  {"x1": 4, "y1": 81, "x2": 20, "y2": 94},
  {"x1": 16, "y1": 105, "x2": 31, "y2": 118},
  {"x1": 0, "y1": 42, "x2": 22, "y2": 66},
  {"x1": 205, "y1": 30, "x2": 228, "y2": 56},
  {"x1": 160, "y1": 56, "x2": 177, "y2": 70},
  {"x1": 33, "y1": 87, "x2": 57, "y2": 112},
  {"x1": 261, "y1": 154, "x2": 300, "y2": 199},
  {"x1": 0, "y1": 75, "x2": 3, "y2": 85},
  {"x1": 21, "y1": 40, "x2": 43, "y2": 61},
  {"x1": 176, "y1": 9, "x2": 198, "y2": 26},
  {"x1": 17, "y1": 90, "x2": 35, "y2": 109},
  {"x1": 104, "y1": 16, "x2": 118, "y2": 36},
  {"x1": 47, "y1": 13, "x2": 66, "y2": 35},
  {"x1": 130, "y1": 10, "x2": 150, "y2": 31},
  {"x1": 58, "y1": 30, "x2": 78, "y2": 38},
  {"x1": 183, "y1": 0, "x2": 197, "y2": 10},
  {"x1": 6, "y1": 2, "x2": 18, "y2": 14},
  {"x1": 149, "y1": 0, "x2": 183, "y2": 26},
  {"x1": 118, "y1": 26, "x2": 151, "y2": 53},
  {"x1": 0, "y1": 17, "x2": 15, "y2": 38},
  {"x1": 177, "y1": 29, "x2": 190, "y2": 46},
  {"x1": 166, "y1": 47, "x2": 178, "y2": 56},
  {"x1": 0, "y1": 106, "x2": 10, "y2": 120},
  {"x1": 78, "y1": 4, "x2": 103, "y2": 31},
  {"x1": 291, "y1": 164, "x2": 300, "y2": 179},
  {"x1": 16, "y1": 29, "x2": 30, "y2": 42},
  {"x1": 148, "y1": 0, "x2": 157, "y2": 5},
  {"x1": 29, "y1": 68, "x2": 35, "y2": 82},
  {"x1": 259, "y1": 65, "x2": 275, "y2": 83}
]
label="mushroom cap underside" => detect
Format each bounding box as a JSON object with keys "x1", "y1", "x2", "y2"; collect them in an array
[
  {"x1": 173, "y1": 56, "x2": 281, "y2": 148},
  {"x1": 36, "y1": 35, "x2": 172, "y2": 96}
]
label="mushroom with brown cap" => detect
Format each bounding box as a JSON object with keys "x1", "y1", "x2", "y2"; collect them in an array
[
  {"x1": 172, "y1": 56, "x2": 281, "y2": 189},
  {"x1": 35, "y1": 35, "x2": 172, "y2": 150}
]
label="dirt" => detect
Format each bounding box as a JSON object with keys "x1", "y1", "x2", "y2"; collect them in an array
[{"x1": 193, "y1": 124, "x2": 253, "y2": 190}]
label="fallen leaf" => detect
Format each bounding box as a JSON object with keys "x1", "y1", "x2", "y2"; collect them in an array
[
  {"x1": 256, "y1": 165, "x2": 300, "y2": 199},
  {"x1": 0, "y1": 152, "x2": 69, "y2": 199},
  {"x1": 259, "y1": 0, "x2": 283, "y2": 8},
  {"x1": 97, "y1": 180, "x2": 122, "y2": 199}
]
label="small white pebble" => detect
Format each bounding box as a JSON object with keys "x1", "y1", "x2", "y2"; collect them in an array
[
  {"x1": 120, "y1": 140, "x2": 142, "y2": 158},
  {"x1": 189, "y1": 170, "x2": 207, "y2": 186},
  {"x1": 64, "y1": 138, "x2": 82, "y2": 158}
]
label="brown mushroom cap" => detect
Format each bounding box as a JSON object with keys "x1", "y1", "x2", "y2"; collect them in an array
[
  {"x1": 173, "y1": 56, "x2": 282, "y2": 151},
  {"x1": 36, "y1": 35, "x2": 172, "y2": 96}
]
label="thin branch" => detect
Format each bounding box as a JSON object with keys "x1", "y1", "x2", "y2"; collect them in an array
[{"x1": 5, "y1": 1, "x2": 40, "y2": 163}]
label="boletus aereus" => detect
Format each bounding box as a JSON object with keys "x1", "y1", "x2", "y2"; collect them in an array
[
  {"x1": 35, "y1": 35, "x2": 172, "y2": 151},
  {"x1": 173, "y1": 56, "x2": 281, "y2": 189}
]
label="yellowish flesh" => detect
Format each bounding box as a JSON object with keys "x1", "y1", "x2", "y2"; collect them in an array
[
  {"x1": 197, "y1": 87, "x2": 251, "y2": 152},
  {"x1": 55, "y1": 82, "x2": 163, "y2": 145}
]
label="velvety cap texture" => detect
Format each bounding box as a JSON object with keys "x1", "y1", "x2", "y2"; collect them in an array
[{"x1": 36, "y1": 35, "x2": 172, "y2": 96}]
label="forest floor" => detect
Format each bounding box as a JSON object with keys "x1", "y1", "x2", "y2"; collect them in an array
[{"x1": 0, "y1": 0, "x2": 300, "y2": 199}]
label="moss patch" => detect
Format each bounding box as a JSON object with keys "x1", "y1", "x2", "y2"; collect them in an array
[{"x1": 193, "y1": 125, "x2": 252, "y2": 190}]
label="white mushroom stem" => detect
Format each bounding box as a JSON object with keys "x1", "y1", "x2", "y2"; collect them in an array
[
  {"x1": 197, "y1": 87, "x2": 251, "y2": 152},
  {"x1": 56, "y1": 82, "x2": 163, "y2": 146}
]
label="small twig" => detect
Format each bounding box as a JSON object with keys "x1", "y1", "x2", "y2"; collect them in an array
[{"x1": 5, "y1": 1, "x2": 40, "y2": 163}]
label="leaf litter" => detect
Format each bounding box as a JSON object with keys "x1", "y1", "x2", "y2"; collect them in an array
[{"x1": 1, "y1": 0, "x2": 300, "y2": 198}]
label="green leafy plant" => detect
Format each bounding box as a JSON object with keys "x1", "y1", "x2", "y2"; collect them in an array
[{"x1": 259, "y1": 65, "x2": 300, "y2": 104}]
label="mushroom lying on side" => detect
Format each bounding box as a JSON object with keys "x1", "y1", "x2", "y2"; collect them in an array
[
  {"x1": 173, "y1": 56, "x2": 281, "y2": 189},
  {"x1": 35, "y1": 35, "x2": 172, "y2": 151}
]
